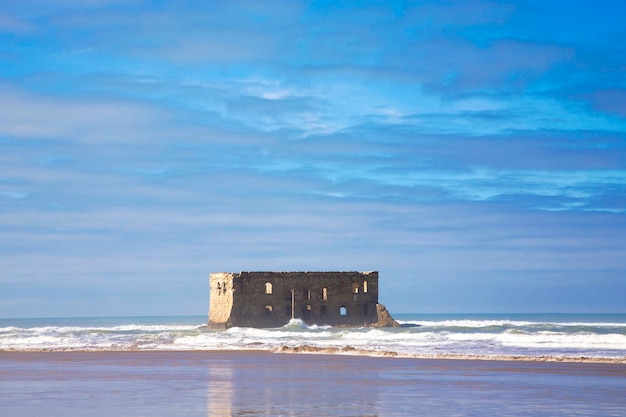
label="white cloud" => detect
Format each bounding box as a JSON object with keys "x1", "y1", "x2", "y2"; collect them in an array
[{"x1": 0, "y1": 86, "x2": 169, "y2": 143}]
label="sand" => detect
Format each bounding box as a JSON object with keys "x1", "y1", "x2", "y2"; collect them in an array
[
  {"x1": 274, "y1": 344, "x2": 626, "y2": 363},
  {"x1": 1, "y1": 350, "x2": 625, "y2": 416}
]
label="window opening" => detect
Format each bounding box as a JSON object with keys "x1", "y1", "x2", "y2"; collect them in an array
[
  {"x1": 340, "y1": 306, "x2": 347, "y2": 316},
  {"x1": 303, "y1": 287, "x2": 310, "y2": 300},
  {"x1": 352, "y1": 282, "x2": 359, "y2": 294},
  {"x1": 265, "y1": 305, "x2": 273, "y2": 314},
  {"x1": 363, "y1": 280, "x2": 368, "y2": 293},
  {"x1": 265, "y1": 282, "x2": 273, "y2": 294},
  {"x1": 322, "y1": 287, "x2": 328, "y2": 300}
]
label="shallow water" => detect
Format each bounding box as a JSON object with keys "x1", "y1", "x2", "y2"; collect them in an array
[
  {"x1": 2, "y1": 314, "x2": 626, "y2": 361},
  {"x1": 1, "y1": 351, "x2": 625, "y2": 416}
]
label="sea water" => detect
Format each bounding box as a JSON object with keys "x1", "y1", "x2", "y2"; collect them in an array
[{"x1": 2, "y1": 313, "x2": 626, "y2": 360}]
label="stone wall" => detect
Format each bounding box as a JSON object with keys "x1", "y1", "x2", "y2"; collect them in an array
[
  {"x1": 208, "y1": 271, "x2": 392, "y2": 328},
  {"x1": 208, "y1": 272, "x2": 235, "y2": 328}
]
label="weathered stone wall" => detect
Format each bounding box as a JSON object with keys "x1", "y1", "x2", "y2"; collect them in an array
[
  {"x1": 208, "y1": 272, "x2": 235, "y2": 328},
  {"x1": 208, "y1": 271, "x2": 388, "y2": 328}
]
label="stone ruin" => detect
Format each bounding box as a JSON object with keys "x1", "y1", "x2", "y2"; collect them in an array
[{"x1": 208, "y1": 271, "x2": 399, "y2": 329}]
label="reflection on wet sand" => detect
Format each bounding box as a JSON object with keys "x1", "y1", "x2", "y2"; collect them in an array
[
  {"x1": 206, "y1": 352, "x2": 381, "y2": 416},
  {"x1": 207, "y1": 365, "x2": 234, "y2": 417},
  {"x1": 2, "y1": 351, "x2": 624, "y2": 417},
  {"x1": 202, "y1": 351, "x2": 626, "y2": 417}
]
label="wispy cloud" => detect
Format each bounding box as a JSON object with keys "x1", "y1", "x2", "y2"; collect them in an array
[
  {"x1": 0, "y1": 86, "x2": 169, "y2": 142},
  {"x1": 1, "y1": 0, "x2": 625, "y2": 316}
]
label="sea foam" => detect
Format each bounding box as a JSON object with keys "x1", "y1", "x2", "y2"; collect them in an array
[{"x1": 1, "y1": 315, "x2": 625, "y2": 362}]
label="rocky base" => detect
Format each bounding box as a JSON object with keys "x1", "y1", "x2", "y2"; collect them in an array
[{"x1": 372, "y1": 303, "x2": 400, "y2": 327}]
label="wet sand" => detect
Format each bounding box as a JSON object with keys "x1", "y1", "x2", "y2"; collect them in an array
[
  {"x1": 1, "y1": 351, "x2": 625, "y2": 416},
  {"x1": 274, "y1": 344, "x2": 626, "y2": 363}
]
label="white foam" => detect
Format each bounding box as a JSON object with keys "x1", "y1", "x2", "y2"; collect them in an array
[
  {"x1": 0, "y1": 326, "x2": 22, "y2": 332},
  {"x1": 402, "y1": 319, "x2": 626, "y2": 328},
  {"x1": 2, "y1": 319, "x2": 625, "y2": 358},
  {"x1": 497, "y1": 332, "x2": 626, "y2": 350},
  {"x1": 404, "y1": 320, "x2": 529, "y2": 327}
]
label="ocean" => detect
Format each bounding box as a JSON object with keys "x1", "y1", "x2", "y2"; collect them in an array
[
  {"x1": 2, "y1": 313, "x2": 626, "y2": 361},
  {"x1": 2, "y1": 314, "x2": 626, "y2": 416}
]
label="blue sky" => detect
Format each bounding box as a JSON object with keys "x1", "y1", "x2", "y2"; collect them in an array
[{"x1": 1, "y1": 0, "x2": 625, "y2": 317}]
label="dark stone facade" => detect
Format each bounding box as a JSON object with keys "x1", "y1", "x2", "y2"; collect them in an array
[{"x1": 208, "y1": 271, "x2": 396, "y2": 328}]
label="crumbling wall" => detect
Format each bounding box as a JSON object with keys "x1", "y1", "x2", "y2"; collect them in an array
[
  {"x1": 208, "y1": 272, "x2": 235, "y2": 329},
  {"x1": 208, "y1": 271, "x2": 396, "y2": 329},
  {"x1": 373, "y1": 303, "x2": 400, "y2": 327}
]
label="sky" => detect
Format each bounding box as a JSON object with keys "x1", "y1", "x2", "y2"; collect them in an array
[{"x1": 1, "y1": 0, "x2": 625, "y2": 317}]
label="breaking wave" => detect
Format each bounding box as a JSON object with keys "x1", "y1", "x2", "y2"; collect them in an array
[{"x1": 2, "y1": 314, "x2": 626, "y2": 363}]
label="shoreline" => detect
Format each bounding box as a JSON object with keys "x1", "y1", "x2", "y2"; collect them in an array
[
  {"x1": 2, "y1": 346, "x2": 625, "y2": 364},
  {"x1": 275, "y1": 344, "x2": 626, "y2": 363}
]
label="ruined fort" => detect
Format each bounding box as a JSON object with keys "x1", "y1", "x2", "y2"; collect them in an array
[{"x1": 208, "y1": 271, "x2": 399, "y2": 329}]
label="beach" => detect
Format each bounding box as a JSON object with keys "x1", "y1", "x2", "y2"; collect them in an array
[
  {"x1": 2, "y1": 350, "x2": 625, "y2": 417},
  {"x1": 2, "y1": 315, "x2": 625, "y2": 415}
]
